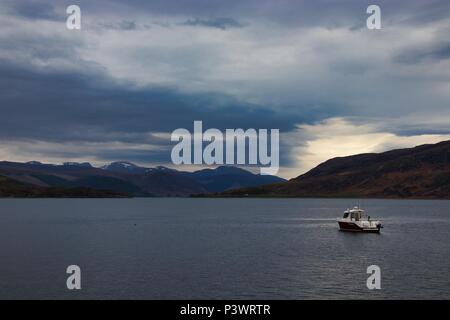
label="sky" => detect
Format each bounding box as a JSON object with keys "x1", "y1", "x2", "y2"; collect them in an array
[{"x1": 0, "y1": 0, "x2": 449, "y2": 178}]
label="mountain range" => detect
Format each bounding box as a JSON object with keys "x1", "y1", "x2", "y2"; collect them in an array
[
  {"x1": 217, "y1": 140, "x2": 450, "y2": 199},
  {"x1": 0, "y1": 161, "x2": 285, "y2": 197},
  {"x1": 1, "y1": 140, "x2": 449, "y2": 199}
]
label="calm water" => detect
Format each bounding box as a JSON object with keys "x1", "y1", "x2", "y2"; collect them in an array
[{"x1": 0, "y1": 198, "x2": 449, "y2": 299}]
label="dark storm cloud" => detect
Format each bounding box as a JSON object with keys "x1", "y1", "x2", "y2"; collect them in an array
[
  {"x1": 4, "y1": 0, "x2": 449, "y2": 29},
  {"x1": 181, "y1": 17, "x2": 243, "y2": 30},
  {"x1": 394, "y1": 128, "x2": 450, "y2": 136},
  {"x1": 100, "y1": 20, "x2": 138, "y2": 30},
  {"x1": 0, "y1": 58, "x2": 314, "y2": 167},
  {"x1": 59, "y1": 0, "x2": 450, "y2": 28},
  {"x1": 1, "y1": 0, "x2": 449, "y2": 173},
  {"x1": 4, "y1": 0, "x2": 59, "y2": 21},
  {"x1": 394, "y1": 42, "x2": 450, "y2": 64},
  {"x1": 0, "y1": 59, "x2": 305, "y2": 143},
  {"x1": 399, "y1": 0, "x2": 450, "y2": 25},
  {"x1": 94, "y1": 148, "x2": 171, "y2": 164}
]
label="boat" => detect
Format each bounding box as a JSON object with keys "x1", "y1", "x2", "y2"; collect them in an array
[{"x1": 337, "y1": 206, "x2": 382, "y2": 233}]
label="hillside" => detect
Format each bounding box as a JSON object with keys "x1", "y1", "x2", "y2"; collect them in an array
[
  {"x1": 218, "y1": 140, "x2": 450, "y2": 199},
  {"x1": 0, "y1": 175, "x2": 128, "y2": 198}
]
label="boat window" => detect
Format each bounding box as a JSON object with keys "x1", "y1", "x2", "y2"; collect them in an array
[{"x1": 343, "y1": 212, "x2": 349, "y2": 218}]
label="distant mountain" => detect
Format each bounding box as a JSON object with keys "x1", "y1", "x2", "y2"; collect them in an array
[
  {"x1": 63, "y1": 162, "x2": 93, "y2": 168},
  {"x1": 0, "y1": 161, "x2": 285, "y2": 197},
  {"x1": 183, "y1": 166, "x2": 285, "y2": 192},
  {"x1": 217, "y1": 140, "x2": 450, "y2": 199},
  {"x1": 132, "y1": 169, "x2": 207, "y2": 197},
  {"x1": 100, "y1": 163, "x2": 286, "y2": 195},
  {"x1": 101, "y1": 161, "x2": 147, "y2": 174}
]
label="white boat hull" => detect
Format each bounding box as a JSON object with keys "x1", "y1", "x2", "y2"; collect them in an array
[{"x1": 338, "y1": 220, "x2": 382, "y2": 233}]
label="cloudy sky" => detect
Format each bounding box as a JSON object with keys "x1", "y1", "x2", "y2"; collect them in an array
[{"x1": 0, "y1": 0, "x2": 449, "y2": 178}]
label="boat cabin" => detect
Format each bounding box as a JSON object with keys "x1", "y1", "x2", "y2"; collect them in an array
[{"x1": 343, "y1": 207, "x2": 365, "y2": 221}]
